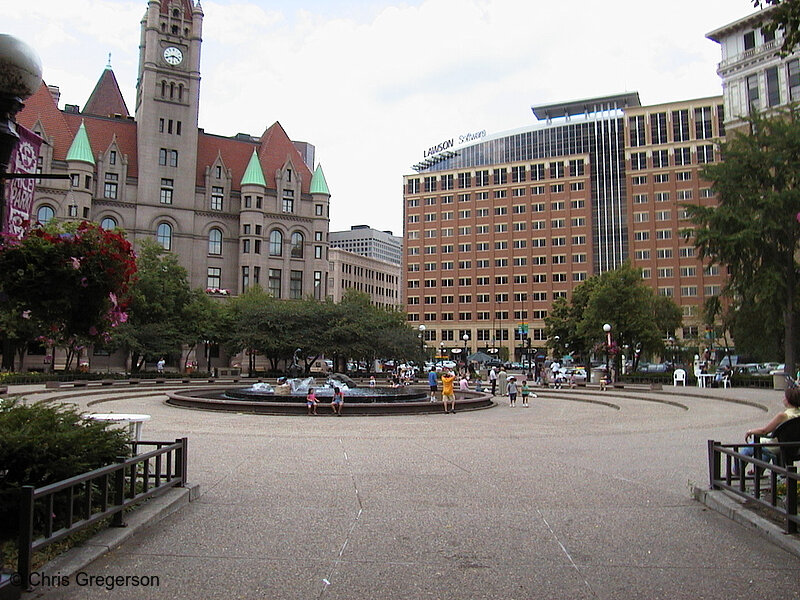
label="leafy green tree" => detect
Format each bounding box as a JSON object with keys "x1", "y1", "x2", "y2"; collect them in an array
[
  {"x1": 685, "y1": 106, "x2": 800, "y2": 374},
  {"x1": 114, "y1": 241, "x2": 196, "y2": 372},
  {"x1": 545, "y1": 263, "x2": 682, "y2": 375}
]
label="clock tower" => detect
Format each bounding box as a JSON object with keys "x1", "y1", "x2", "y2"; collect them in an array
[{"x1": 134, "y1": 0, "x2": 203, "y2": 247}]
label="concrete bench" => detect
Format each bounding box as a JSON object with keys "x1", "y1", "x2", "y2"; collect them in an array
[
  {"x1": 72, "y1": 380, "x2": 88, "y2": 388},
  {"x1": 45, "y1": 380, "x2": 62, "y2": 389}
]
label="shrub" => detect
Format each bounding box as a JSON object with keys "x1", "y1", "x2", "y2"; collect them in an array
[{"x1": 0, "y1": 399, "x2": 130, "y2": 541}]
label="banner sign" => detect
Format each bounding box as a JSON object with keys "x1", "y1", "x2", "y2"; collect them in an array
[{"x1": 3, "y1": 124, "x2": 43, "y2": 239}]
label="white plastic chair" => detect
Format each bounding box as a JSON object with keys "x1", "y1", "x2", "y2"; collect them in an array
[
  {"x1": 673, "y1": 368, "x2": 686, "y2": 386},
  {"x1": 694, "y1": 368, "x2": 703, "y2": 387}
]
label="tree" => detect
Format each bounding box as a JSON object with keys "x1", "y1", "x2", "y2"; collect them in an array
[
  {"x1": 0, "y1": 221, "x2": 136, "y2": 370},
  {"x1": 753, "y1": 0, "x2": 800, "y2": 55},
  {"x1": 685, "y1": 106, "x2": 800, "y2": 374},
  {"x1": 545, "y1": 263, "x2": 682, "y2": 376},
  {"x1": 113, "y1": 241, "x2": 197, "y2": 372}
]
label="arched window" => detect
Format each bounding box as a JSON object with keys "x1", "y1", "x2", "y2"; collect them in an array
[
  {"x1": 36, "y1": 205, "x2": 54, "y2": 224},
  {"x1": 156, "y1": 223, "x2": 173, "y2": 250},
  {"x1": 290, "y1": 232, "x2": 304, "y2": 258},
  {"x1": 208, "y1": 228, "x2": 222, "y2": 255},
  {"x1": 269, "y1": 230, "x2": 283, "y2": 256},
  {"x1": 100, "y1": 217, "x2": 117, "y2": 230}
]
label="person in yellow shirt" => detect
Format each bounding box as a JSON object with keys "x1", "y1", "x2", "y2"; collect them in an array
[{"x1": 441, "y1": 368, "x2": 456, "y2": 414}]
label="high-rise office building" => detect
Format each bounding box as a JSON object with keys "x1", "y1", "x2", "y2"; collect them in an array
[{"x1": 403, "y1": 93, "x2": 725, "y2": 360}]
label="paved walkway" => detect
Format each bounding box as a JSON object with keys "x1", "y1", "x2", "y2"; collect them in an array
[{"x1": 14, "y1": 383, "x2": 800, "y2": 599}]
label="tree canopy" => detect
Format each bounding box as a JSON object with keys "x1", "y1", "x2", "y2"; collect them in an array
[
  {"x1": 685, "y1": 106, "x2": 800, "y2": 372},
  {"x1": 753, "y1": 0, "x2": 800, "y2": 55},
  {"x1": 544, "y1": 263, "x2": 682, "y2": 374}
]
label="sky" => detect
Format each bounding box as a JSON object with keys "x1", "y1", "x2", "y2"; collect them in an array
[{"x1": 7, "y1": 0, "x2": 756, "y2": 234}]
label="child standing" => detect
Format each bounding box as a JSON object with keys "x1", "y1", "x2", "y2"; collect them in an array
[
  {"x1": 521, "y1": 380, "x2": 533, "y2": 407},
  {"x1": 306, "y1": 388, "x2": 318, "y2": 415},
  {"x1": 507, "y1": 376, "x2": 518, "y2": 407}
]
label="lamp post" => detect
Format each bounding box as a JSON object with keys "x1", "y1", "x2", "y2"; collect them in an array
[
  {"x1": 462, "y1": 332, "x2": 469, "y2": 371},
  {"x1": 603, "y1": 323, "x2": 612, "y2": 381},
  {"x1": 0, "y1": 35, "x2": 43, "y2": 238},
  {"x1": 439, "y1": 341, "x2": 445, "y2": 366},
  {"x1": 418, "y1": 324, "x2": 426, "y2": 363}
]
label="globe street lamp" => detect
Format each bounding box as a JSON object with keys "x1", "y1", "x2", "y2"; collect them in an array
[
  {"x1": 0, "y1": 35, "x2": 43, "y2": 238},
  {"x1": 462, "y1": 332, "x2": 470, "y2": 371},
  {"x1": 418, "y1": 324, "x2": 426, "y2": 362},
  {"x1": 603, "y1": 323, "x2": 612, "y2": 381}
]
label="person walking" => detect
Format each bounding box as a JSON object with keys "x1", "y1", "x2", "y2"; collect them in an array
[
  {"x1": 521, "y1": 379, "x2": 535, "y2": 407},
  {"x1": 331, "y1": 386, "x2": 344, "y2": 416},
  {"x1": 498, "y1": 366, "x2": 508, "y2": 397},
  {"x1": 428, "y1": 368, "x2": 438, "y2": 402},
  {"x1": 507, "y1": 376, "x2": 518, "y2": 407},
  {"x1": 441, "y1": 368, "x2": 456, "y2": 414},
  {"x1": 156, "y1": 357, "x2": 165, "y2": 374},
  {"x1": 489, "y1": 366, "x2": 498, "y2": 396},
  {"x1": 306, "y1": 388, "x2": 318, "y2": 415}
]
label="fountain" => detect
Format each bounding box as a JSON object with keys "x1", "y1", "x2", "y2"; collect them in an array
[{"x1": 166, "y1": 374, "x2": 494, "y2": 415}]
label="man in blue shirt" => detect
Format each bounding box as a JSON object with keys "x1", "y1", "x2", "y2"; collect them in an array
[{"x1": 428, "y1": 368, "x2": 438, "y2": 402}]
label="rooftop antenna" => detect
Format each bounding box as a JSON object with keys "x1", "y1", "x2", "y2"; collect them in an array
[{"x1": 106, "y1": 52, "x2": 112, "y2": 69}]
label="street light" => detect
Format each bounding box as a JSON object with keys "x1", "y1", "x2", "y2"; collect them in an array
[
  {"x1": 418, "y1": 324, "x2": 426, "y2": 360},
  {"x1": 439, "y1": 341, "x2": 445, "y2": 366},
  {"x1": 0, "y1": 35, "x2": 43, "y2": 237},
  {"x1": 462, "y1": 332, "x2": 470, "y2": 370},
  {"x1": 603, "y1": 323, "x2": 612, "y2": 381}
]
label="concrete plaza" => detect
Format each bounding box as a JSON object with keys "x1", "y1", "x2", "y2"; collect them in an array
[{"x1": 17, "y1": 383, "x2": 800, "y2": 599}]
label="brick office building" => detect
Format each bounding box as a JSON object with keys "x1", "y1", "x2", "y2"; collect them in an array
[{"x1": 402, "y1": 93, "x2": 726, "y2": 362}]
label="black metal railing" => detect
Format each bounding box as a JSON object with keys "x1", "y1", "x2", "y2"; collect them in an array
[
  {"x1": 707, "y1": 439, "x2": 799, "y2": 534},
  {"x1": 14, "y1": 438, "x2": 188, "y2": 591}
]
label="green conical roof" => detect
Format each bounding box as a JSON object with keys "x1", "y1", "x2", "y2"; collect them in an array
[
  {"x1": 241, "y1": 150, "x2": 266, "y2": 186},
  {"x1": 310, "y1": 164, "x2": 330, "y2": 195},
  {"x1": 66, "y1": 122, "x2": 95, "y2": 165}
]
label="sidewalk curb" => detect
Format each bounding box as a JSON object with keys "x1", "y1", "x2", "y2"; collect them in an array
[
  {"x1": 692, "y1": 485, "x2": 800, "y2": 558},
  {"x1": 21, "y1": 483, "x2": 200, "y2": 598}
]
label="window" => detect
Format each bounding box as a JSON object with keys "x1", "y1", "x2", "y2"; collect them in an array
[
  {"x1": 569, "y1": 159, "x2": 585, "y2": 177},
  {"x1": 241, "y1": 266, "x2": 250, "y2": 292},
  {"x1": 458, "y1": 172, "x2": 472, "y2": 188},
  {"x1": 282, "y1": 189, "x2": 294, "y2": 213},
  {"x1": 694, "y1": 106, "x2": 713, "y2": 139},
  {"x1": 629, "y1": 115, "x2": 646, "y2": 147},
  {"x1": 156, "y1": 223, "x2": 172, "y2": 250},
  {"x1": 634, "y1": 249, "x2": 650, "y2": 260},
  {"x1": 697, "y1": 145, "x2": 715, "y2": 164},
  {"x1": 35, "y1": 205, "x2": 54, "y2": 224},
  {"x1": 630, "y1": 152, "x2": 647, "y2": 170},
  {"x1": 160, "y1": 178, "x2": 173, "y2": 204},
  {"x1": 211, "y1": 186, "x2": 224, "y2": 211},
  {"x1": 744, "y1": 30, "x2": 756, "y2": 50},
  {"x1": 747, "y1": 74, "x2": 760, "y2": 114},
  {"x1": 475, "y1": 170, "x2": 489, "y2": 186},
  {"x1": 424, "y1": 176, "x2": 437, "y2": 192},
  {"x1": 109, "y1": 150, "x2": 117, "y2": 165},
  {"x1": 100, "y1": 217, "x2": 117, "y2": 230},
  {"x1": 789, "y1": 59, "x2": 800, "y2": 102},
  {"x1": 407, "y1": 178, "x2": 420, "y2": 194},
  {"x1": 159, "y1": 148, "x2": 178, "y2": 167},
  {"x1": 207, "y1": 267, "x2": 221, "y2": 289},
  {"x1": 632, "y1": 175, "x2": 647, "y2": 185},
  {"x1": 550, "y1": 161, "x2": 565, "y2": 178},
  {"x1": 766, "y1": 66, "x2": 781, "y2": 107},
  {"x1": 269, "y1": 230, "x2": 283, "y2": 256},
  {"x1": 268, "y1": 269, "x2": 281, "y2": 298},
  {"x1": 103, "y1": 181, "x2": 118, "y2": 199},
  {"x1": 208, "y1": 228, "x2": 222, "y2": 255},
  {"x1": 674, "y1": 147, "x2": 691, "y2": 166},
  {"x1": 676, "y1": 171, "x2": 692, "y2": 181},
  {"x1": 672, "y1": 109, "x2": 690, "y2": 142},
  {"x1": 289, "y1": 270, "x2": 303, "y2": 299},
  {"x1": 650, "y1": 112, "x2": 668, "y2": 144},
  {"x1": 441, "y1": 174, "x2": 454, "y2": 190},
  {"x1": 511, "y1": 165, "x2": 526, "y2": 183},
  {"x1": 654, "y1": 173, "x2": 669, "y2": 183},
  {"x1": 633, "y1": 212, "x2": 649, "y2": 223},
  {"x1": 632, "y1": 194, "x2": 648, "y2": 204},
  {"x1": 290, "y1": 232, "x2": 304, "y2": 258},
  {"x1": 652, "y1": 150, "x2": 669, "y2": 168}
]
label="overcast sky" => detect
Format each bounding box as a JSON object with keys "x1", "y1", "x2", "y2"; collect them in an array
[{"x1": 8, "y1": 0, "x2": 755, "y2": 234}]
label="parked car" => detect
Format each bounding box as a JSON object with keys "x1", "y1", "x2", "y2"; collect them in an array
[{"x1": 485, "y1": 359, "x2": 504, "y2": 368}]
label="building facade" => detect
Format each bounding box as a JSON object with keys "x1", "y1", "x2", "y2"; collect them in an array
[
  {"x1": 707, "y1": 5, "x2": 800, "y2": 130},
  {"x1": 402, "y1": 93, "x2": 725, "y2": 361},
  {"x1": 20, "y1": 0, "x2": 332, "y2": 303},
  {"x1": 327, "y1": 248, "x2": 402, "y2": 310},
  {"x1": 329, "y1": 225, "x2": 403, "y2": 265}
]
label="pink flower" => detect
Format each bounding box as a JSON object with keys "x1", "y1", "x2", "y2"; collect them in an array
[
  {"x1": 80, "y1": 277, "x2": 88, "y2": 287},
  {"x1": 69, "y1": 256, "x2": 81, "y2": 269},
  {"x1": 21, "y1": 310, "x2": 31, "y2": 319}
]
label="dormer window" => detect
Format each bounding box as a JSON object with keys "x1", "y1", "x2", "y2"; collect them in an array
[
  {"x1": 216, "y1": 165, "x2": 222, "y2": 179},
  {"x1": 110, "y1": 150, "x2": 117, "y2": 165},
  {"x1": 287, "y1": 168, "x2": 292, "y2": 182}
]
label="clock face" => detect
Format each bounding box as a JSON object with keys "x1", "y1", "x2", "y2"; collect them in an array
[{"x1": 163, "y1": 47, "x2": 183, "y2": 66}]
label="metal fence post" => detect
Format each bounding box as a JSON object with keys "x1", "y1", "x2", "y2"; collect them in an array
[
  {"x1": 176, "y1": 438, "x2": 188, "y2": 485},
  {"x1": 112, "y1": 456, "x2": 127, "y2": 527},
  {"x1": 17, "y1": 485, "x2": 35, "y2": 591},
  {"x1": 787, "y1": 466, "x2": 798, "y2": 535},
  {"x1": 708, "y1": 440, "x2": 720, "y2": 489}
]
